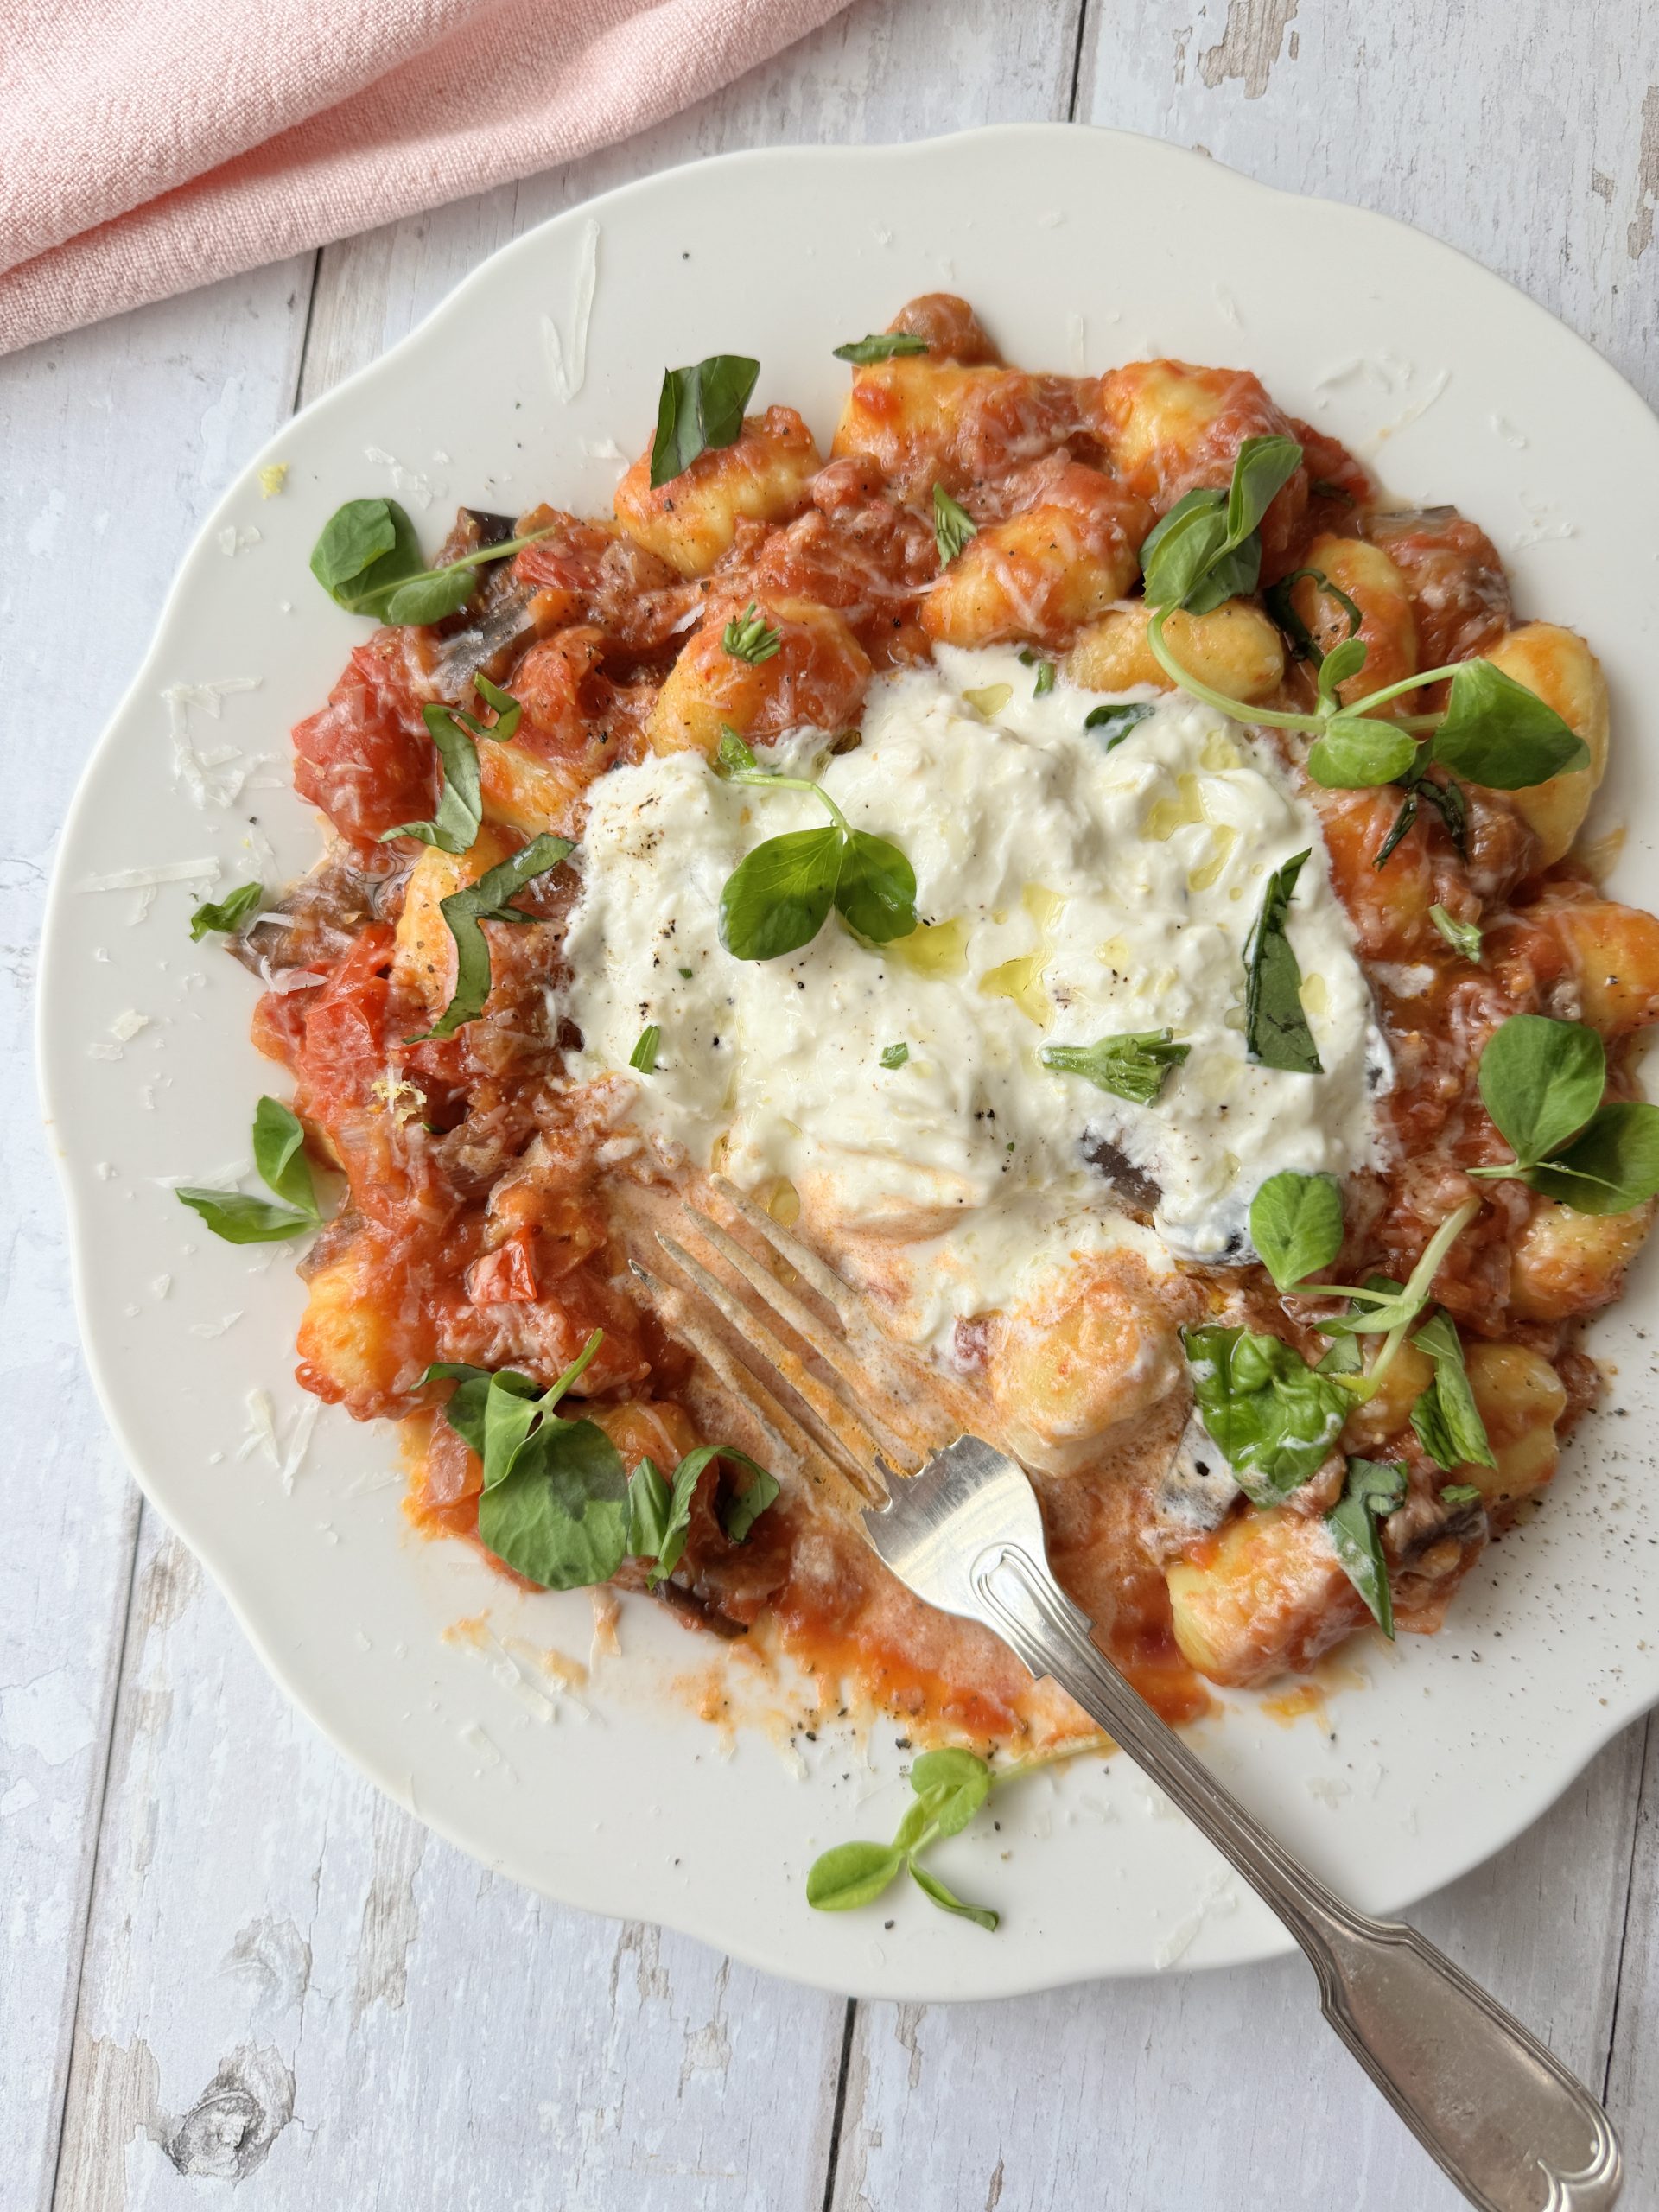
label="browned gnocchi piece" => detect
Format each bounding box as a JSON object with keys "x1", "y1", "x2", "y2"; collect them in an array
[
  {"x1": 921, "y1": 465, "x2": 1153, "y2": 649},
  {"x1": 1287, "y1": 535, "x2": 1417, "y2": 711},
  {"x1": 1364, "y1": 507, "x2": 1511, "y2": 667},
  {"x1": 1166, "y1": 1507, "x2": 1368, "y2": 1688},
  {"x1": 645, "y1": 594, "x2": 872, "y2": 758},
  {"x1": 987, "y1": 1271, "x2": 1184, "y2": 1477},
  {"x1": 1478, "y1": 623, "x2": 1609, "y2": 864},
  {"x1": 1095, "y1": 359, "x2": 1307, "y2": 571},
  {"x1": 1338, "y1": 1335, "x2": 1435, "y2": 1455},
  {"x1": 882, "y1": 292, "x2": 999, "y2": 365},
  {"x1": 1509, "y1": 1197, "x2": 1656, "y2": 1321},
  {"x1": 1065, "y1": 599, "x2": 1284, "y2": 702},
  {"x1": 614, "y1": 406, "x2": 821, "y2": 576},
  {"x1": 297, "y1": 1246, "x2": 418, "y2": 1415},
  {"x1": 1459, "y1": 1342, "x2": 1567, "y2": 1506},
  {"x1": 831, "y1": 357, "x2": 1090, "y2": 501}
]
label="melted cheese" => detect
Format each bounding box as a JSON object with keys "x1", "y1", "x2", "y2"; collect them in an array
[{"x1": 559, "y1": 647, "x2": 1385, "y2": 1345}]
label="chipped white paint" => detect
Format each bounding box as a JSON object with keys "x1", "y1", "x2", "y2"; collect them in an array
[{"x1": 5, "y1": 3, "x2": 1656, "y2": 2209}]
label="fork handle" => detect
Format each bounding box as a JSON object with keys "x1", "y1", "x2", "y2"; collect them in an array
[{"x1": 973, "y1": 1541, "x2": 1622, "y2": 2212}]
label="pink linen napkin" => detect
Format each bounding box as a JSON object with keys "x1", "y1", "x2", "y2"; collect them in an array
[{"x1": 0, "y1": 0, "x2": 850, "y2": 356}]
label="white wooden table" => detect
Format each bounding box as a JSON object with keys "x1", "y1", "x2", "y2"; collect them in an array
[{"x1": 6, "y1": 4, "x2": 1657, "y2": 2204}]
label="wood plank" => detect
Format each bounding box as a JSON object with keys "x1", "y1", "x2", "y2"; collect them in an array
[
  {"x1": 1075, "y1": 0, "x2": 1659, "y2": 410},
  {"x1": 0, "y1": 255, "x2": 315, "y2": 2212},
  {"x1": 1605, "y1": 1719, "x2": 1658, "y2": 2185},
  {"x1": 832, "y1": 1726, "x2": 1647, "y2": 2209},
  {"x1": 52, "y1": 1515, "x2": 851, "y2": 2211},
  {"x1": 49, "y1": 4, "x2": 1086, "y2": 2206}
]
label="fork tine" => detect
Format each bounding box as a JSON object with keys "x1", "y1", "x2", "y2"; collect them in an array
[
  {"x1": 674, "y1": 1201, "x2": 917, "y2": 1470},
  {"x1": 708, "y1": 1176, "x2": 889, "y2": 1347},
  {"x1": 626, "y1": 1255, "x2": 837, "y2": 1487},
  {"x1": 655, "y1": 1231, "x2": 906, "y2": 1490}
]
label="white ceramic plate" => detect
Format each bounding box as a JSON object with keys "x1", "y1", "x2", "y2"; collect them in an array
[{"x1": 41, "y1": 124, "x2": 1659, "y2": 2000}]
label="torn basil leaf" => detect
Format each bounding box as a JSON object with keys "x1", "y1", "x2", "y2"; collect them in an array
[
  {"x1": 629, "y1": 1025, "x2": 661, "y2": 1074},
  {"x1": 1325, "y1": 1456, "x2": 1408, "y2": 1638},
  {"x1": 1141, "y1": 435, "x2": 1302, "y2": 614},
  {"x1": 416, "y1": 834, "x2": 574, "y2": 1040},
  {"x1": 1440, "y1": 1483, "x2": 1484, "y2": 1507},
  {"x1": 1243, "y1": 849, "x2": 1323, "y2": 1074},
  {"x1": 1182, "y1": 1325, "x2": 1350, "y2": 1504},
  {"x1": 1039, "y1": 1028, "x2": 1190, "y2": 1108},
  {"x1": 381, "y1": 703, "x2": 484, "y2": 854},
  {"x1": 189, "y1": 881, "x2": 263, "y2": 942},
  {"x1": 1084, "y1": 699, "x2": 1158, "y2": 750},
  {"x1": 717, "y1": 1452, "x2": 780, "y2": 1541},
  {"x1": 1409, "y1": 1311, "x2": 1496, "y2": 1471},
  {"x1": 880, "y1": 1041, "x2": 910, "y2": 1069},
  {"x1": 833, "y1": 333, "x2": 930, "y2": 363},
  {"x1": 1249, "y1": 1169, "x2": 1344, "y2": 1293},
  {"x1": 650, "y1": 355, "x2": 760, "y2": 487}
]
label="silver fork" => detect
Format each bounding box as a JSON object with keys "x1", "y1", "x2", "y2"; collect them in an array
[{"x1": 639, "y1": 1179, "x2": 1622, "y2": 2212}]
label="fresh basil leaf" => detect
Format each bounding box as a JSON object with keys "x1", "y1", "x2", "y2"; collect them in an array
[
  {"x1": 626, "y1": 1456, "x2": 674, "y2": 1560},
  {"x1": 174, "y1": 1188, "x2": 320, "y2": 1243},
  {"x1": 189, "y1": 881, "x2": 262, "y2": 941},
  {"x1": 1039, "y1": 1028, "x2": 1190, "y2": 1108},
  {"x1": 716, "y1": 723, "x2": 760, "y2": 777},
  {"x1": 383, "y1": 564, "x2": 480, "y2": 626},
  {"x1": 630, "y1": 1024, "x2": 661, "y2": 1074},
  {"x1": 1409, "y1": 1312, "x2": 1496, "y2": 1471},
  {"x1": 806, "y1": 1840, "x2": 906, "y2": 1911},
  {"x1": 380, "y1": 703, "x2": 484, "y2": 853},
  {"x1": 1265, "y1": 566, "x2": 1363, "y2": 665},
  {"x1": 474, "y1": 672, "x2": 523, "y2": 742},
  {"x1": 309, "y1": 498, "x2": 423, "y2": 612},
  {"x1": 478, "y1": 1416, "x2": 630, "y2": 1591},
  {"x1": 650, "y1": 355, "x2": 760, "y2": 488},
  {"x1": 416, "y1": 833, "x2": 574, "y2": 1039},
  {"x1": 835, "y1": 830, "x2": 918, "y2": 944},
  {"x1": 908, "y1": 1859, "x2": 999, "y2": 1932},
  {"x1": 1139, "y1": 487, "x2": 1229, "y2": 609},
  {"x1": 719, "y1": 826, "x2": 842, "y2": 961},
  {"x1": 1249, "y1": 1169, "x2": 1344, "y2": 1293},
  {"x1": 1440, "y1": 1483, "x2": 1484, "y2": 1507},
  {"x1": 1183, "y1": 1325, "x2": 1350, "y2": 1503},
  {"x1": 909, "y1": 1748, "x2": 991, "y2": 1837},
  {"x1": 880, "y1": 1041, "x2": 909, "y2": 1069},
  {"x1": 1306, "y1": 717, "x2": 1418, "y2": 789},
  {"x1": 722, "y1": 601, "x2": 782, "y2": 664},
  {"x1": 833, "y1": 332, "x2": 930, "y2": 364},
  {"x1": 1315, "y1": 636, "x2": 1370, "y2": 706},
  {"x1": 1372, "y1": 789, "x2": 1419, "y2": 870},
  {"x1": 1416, "y1": 773, "x2": 1468, "y2": 856},
  {"x1": 1225, "y1": 434, "x2": 1303, "y2": 548},
  {"x1": 1528, "y1": 1101, "x2": 1659, "y2": 1214},
  {"x1": 251, "y1": 1096, "x2": 319, "y2": 1217},
  {"x1": 1427, "y1": 660, "x2": 1590, "y2": 790},
  {"x1": 1430, "y1": 905, "x2": 1483, "y2": 962},
  {"x1": 1325, "y1": 1457, "x2": 1408, "y2": 1638},
  {"x1": 1184, "y1": 536, "x2": 1263, "y2": 617},
  {"x1": 630, "y1": 1446, "x2": 718, "y2": 1587},
  {"x1": 423, "y1": 1361, "x2": 509, "y2": 1458},
  {"x1": 717, "y1": 1451, "x2": 780, "y2": 1542},
  {"x1": 1477, "y1": 1014, "x2": 1605, "y2": 1169},
  {"x1": 1084, "y1": 700, "x2": 1158, "y2": 750},
  {"x1": 1243, "y1": 849, "x2": 1322, "y2": 1075},
  {"x1": 932, "y1": 485, "x2": 977, "y2": 563}
]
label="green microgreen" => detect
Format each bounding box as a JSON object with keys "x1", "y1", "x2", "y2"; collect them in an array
[
  {"x1": 1469, "y1": 1014, "x2": 1659, "y2": 1214},
  {"x1": 722, "y1": 601, "x2": 783, "y2": 665},
  {"x1": 189, "y1": 882, "x2": 263, "y2": 941},
  {"x1": 1039, "y1": 1028, "x2": 1191, "y2": 1108},
  {"x1": 309, "y1": 499, "x2": 556, "y2": 625}
]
